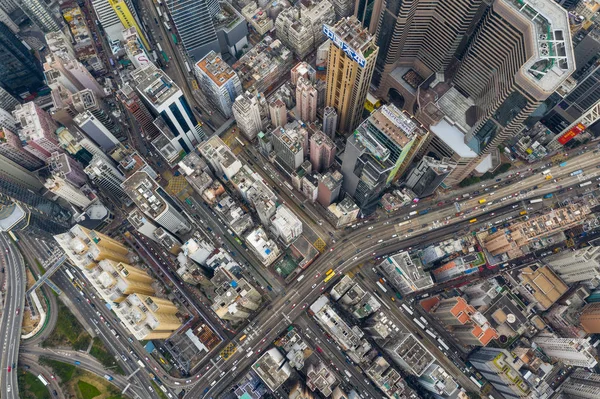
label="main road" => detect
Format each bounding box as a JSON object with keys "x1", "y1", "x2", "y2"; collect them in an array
[{"x1": 0, "y1": 233, "x2": 26, "y2": 399}]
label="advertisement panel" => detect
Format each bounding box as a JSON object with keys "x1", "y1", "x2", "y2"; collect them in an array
[{"x1": 557, "y1": 123, "x2": 586, "y2": 145}]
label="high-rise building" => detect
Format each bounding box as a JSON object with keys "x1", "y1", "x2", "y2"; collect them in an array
[
  {"x1": 107, "y1": 0, "x2": 150, "y2": 50},
  {"x1": 122, "y1": 171, "x2": 192, "y2": 235},
  {"x1": 275, "y1": 0, "x2": 335, "y2": 59},
  {"x1": 431, "y1": 297, "x2": 498, "y2": 346},
  {"x1": 116, "y1": 293, "x2": 182, "y2": 339},
  {"x1": 117, "y1": 83, "x2": 161, "y2": 141},
  {"x1": 579, "y1": 303, "x2": 600, "y2": 333},
  {"x1": 210, "y1": 267, "x2": 262, "y2": 320},
  {"x1": 0, "y1": 127, "x2": 44, "y2": 171},
  {"x1": 12, "y1": 102, "x2": 61, "y2": 161},
  {"x1": 44, "y1": 53, "x2": 105, "y2": 98},
  {"x1": 469, "y1": 348, "x2": 531, "y2": 399},
  {"x1": 0, "y1": 196, "x2": 69, "y2": 238},
  {"x1": 322, "y1": 106, "x2": 337, "y2": 138},
  {"x1": 373, "y1": 0, "x2": 486, "y2": 90},
  {"x1": 0, "y1": 8, "x2": 18, "y2": 34},
  {"x1": 44, "y1": 177, "x2": 93, "y2": 208},
  {"x1": 194, "y1": 51, "x2": 242, "y2": 119},
  {"x1": 378, "y1": 251, "x2": 434, "y2": 297},
  {"x1": 45, "y1": 31, "x2": 76, "y2": 58},
  {"x1": 0, "y1": 0, "x2": 19, "y2": 14},
  {"x1": 317, "y1": 170, "x2": 343, "y2": 207},
  {"x1": 272, "y1": 123, "x2": 309, "y2": 172},
  {"x1": 533, "y1": 336, "x2": 598, "y2": 367},
  {"x1": 90, "y1": 0, "x2": 138, "y2": 42},
  {"x1": 324, "y1": 17, "x2": 378, "y2": 134},
  {"x1": 404, "y1": 156, "x2": 455, "y2": 198},
  {"x1": 198, "y1": 136, "x2": 243, "y2": 180},
  {"x1": 544, "y1": 245, "x2": 600, "y2": 285},
  {"x1": 48, "y1": 152, "x2": 88, "y2": 187},
  {"x1": 291, "y1": 62, "x2": 317, "y2": 86},
  {"x1": 123, "y1": 27, "x2": 151, "y2": 69},
  {"x1": 296, "y1": 77, "x2": 318, "y2": 123},
  {"x1": 0, "y1": 22, "x2": 45, "y2": 98},
  {"x1": 232, "y1": 90, "x2": 268, "y2": 140},
  {"x1": 560, "y1": 370, "x2": 600, "y2": 399},
  {"x1": 131, "y1": 65, "x2": 205, "y2": 152},
  {"x1": 341, "y1": 104, "x2": 428, "y2": 213},
  {"x1": 269, "y1": 205, "x2": 303, "y2": 244},
  {"x1": 0, "y1": 86, "x2": 19, "y2": 112},
  {"x1": 245, "y1": 227, "x2": 281, "y2": 266},
  {"x1": 309, "y1": 130, "x2": 335, "y2": 173},
  {"x1": 73, "y1": 111, "x2": 120, "y2": 152},
  {"x1": 19, "y1": 0, "x2": 62, "y2": 32},
  {"x1": 84, "y1": 155, "x2": 127, "y2": 201},
  {"x1": 450, "y1": 0, "x2": 575, "y2": 182},
  {"x1": 331, "y1": 0, "x2": 354, "y2": 19},
  {"x1": 165, "y1": 0, "x2": 220, "y2": 61},
  {"x1": 269, "y1": 98, "x2": 287, "y2": 128}
]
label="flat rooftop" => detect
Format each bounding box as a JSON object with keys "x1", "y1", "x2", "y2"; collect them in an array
[
  {"x1": 429, "y1": 119, "x2": 478, "y2": 158},
  {"x1": 325, "y1": 16, "x2": 376, "y2": 57},
  {"x1": 122, "y1": 171, "x2": 167, "y2": 218},
  {"x1": 195, "y1": 51, "x2": 237, "y2": 87},
  {"x1": 131, "y1": 65, "x2": 180, "y2": 107}
]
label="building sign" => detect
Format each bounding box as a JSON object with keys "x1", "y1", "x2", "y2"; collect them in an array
[
  {"x1": 323, "y1": 25, "x2": 366, "y2": 68},
  {"x1": 557, "y1": 123, "x2": 586, "y2": 145}
]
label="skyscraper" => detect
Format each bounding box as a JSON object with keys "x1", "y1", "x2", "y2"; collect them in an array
[
  {"x1": 322, "y1": 106, "x2": 338, "y2": 138},
  {"x1": 84, "y1": 155, "x2": 127, "y2": 202},
  {"x1": 165, "y1": 0, "x2": 220, "y2": 61},
  {"x1": 194, "y1": 51, "x2": 242, "y2": 118},
  {"x1": 296, "y1": 77, "x2": 318, "y2": 123},
  {"x1": 532, "y1": 336, "x2": 598, "y2": 367},
  {"x1": 469, "y1": 348, "x2": 531, "y2": 398},
  {"x1": 450, "y1": 0, "x2": 575, "y2": 182},
  {"x1": 0, "y1": 196, "x2": 69, "y2": 238},
  {"x1": 0, "y1": 127, "x2": 45, "y2": 171},
  {"x1": 324, "y1": 17, "x2": 378, "y2": 134},
  {"x1": 373, "y1": 0, "x2": 486, "y2": 89},
  {"x1": 579, "y1": 303, "x2": 600, "y2": 334},
  {"x1": 560, "y1": 370, "x2": 600, "y2": 399},
  {"x1": 544, "y1": 245, "x2": 600, "y2": 284},
  {"x1": 309, "y1": 131, "x2": 335, "y2": 173},
  {"x1": 117, "y1": 83, "x2": 161, "y2": 141},
  {"x1": 232, "y1": 90, "x2": 267, "y2": 140},
  {"x1": 0, "y1": 22, "x2": 45, "y2": 97},
  {"x1": 12, "y1": 102, "x2": 61, "y2": 162},
  {"x1": 404, "y1": 156, "x2": 455, "y2": 198},
  {"x1": 19, "y1": 0, "x2": 62, "y2": 33}
]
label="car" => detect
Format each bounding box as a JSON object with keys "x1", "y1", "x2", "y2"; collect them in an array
[
  {"x1": 302, "y1": 303, "x2": 308, "y2": 309},
  {"x1": 292, "y1": 303, "x2": 296, "y2": 308},
  {"x1": 15, "y1": 308, "x2": 20, "y2": 315},
  {"x1": 314, "y1": 273, "x2": 320, "y2": 278},
  {"x1": 312, "y1": 284, "x2": 317, "y2": 289},
  {"x1": 7, "y1": 386, "x2": 10, "y2": 393},
  {"x1": 7, "y1": 366, "x2": 11, "y2": 372},
  {"x1": 321, "y1": 286, "x2": 325, "y2": 291}
]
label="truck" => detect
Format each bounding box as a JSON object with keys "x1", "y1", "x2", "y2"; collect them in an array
[
  {"x1": 530, "y1": 198, "x2": 543, "y2": 204},
  {"x1": 74, "y1": 361, "x2": 81, "y2": 365},
  {"x1": 543, "y1": 193, "x2": 554, "y2": 199},
  {"x1": 571, "y1": 169, "x2": 583, "y2": 176},
  {"x1": 104, "y1": 374, "x2": 114, "y2": 381},
  {"x1": 559, "y1": 161, "x2": 568, "y2": 167}
]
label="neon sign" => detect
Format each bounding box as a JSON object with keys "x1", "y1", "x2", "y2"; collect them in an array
[{"x1": 323, "y1": 25, "x2": 366, "y2": 68}]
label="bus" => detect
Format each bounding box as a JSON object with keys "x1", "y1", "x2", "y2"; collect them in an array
[
  {"x1": 173, "y1": 34, "x2": 179, "y2": 45},
  {"x1": 234, "y1": 237, "x2": 242, "y2": 245},
  {"x1": 438, "y1": 338, "x2": 450, "y2": 351},
  {"x1": 137, "y1": 360, "x2": 146, "y2": 368},
  {"x1": 401, "y1": 304, "x2": 414, "y2": 315},
  {"x1": 530, "y1": 198, "x2": 543, "y2": 204},
  {"x1": 161, "y1": 51, "x2": 169, "y2": 63},
  {"x1": 426, "y1": 329, "x2": 436, "y2": 338},
  {"x1": 38, "y1": 374, "x2": 49, "y2": 386},
  {"x1": 157, "y1": 42, "x2": 163, "y2": 52},
  {"x1": 7, "y1": 231, "x2": 18, "y2": 242},
  {"x1": 284, "y1": 182, "x2": 294, "y2": 191},
  {"x1": 413, "y1": 318, "x2": 425, "y2": 329},
  {"x1": 326, "y1": 268, "x2": 334, "y2": 276},
  {"x1": 398, "y1": 220, "x2": 410, "y2": 227},
  {"x1": 419, "y1": 316, "x2": 428, "y2": 326},
  {"x1": 559, "y1": 161, "x2": 568, "y2": 167},
  {"x1": 163, "y1": 21, "x2": 171, "y2": 30},
  {"x1": 323, "y1": 273, "x2": 335, "y2": 283},
  {"x1": 543, "y1": 193, "x2": 554, "y2": 199},
  {"x1": 571, "y1": 169, "x2": 583, "y2": 176},
  {"x1": 296, "y1": 274, "x2": 305, "y2": 282},
  {"x1": 239, "y1": 334, "x2": 247, "y2": 342},
  {"x1": 478, "y1": 199, "x2": 486, "y2": 204},
  {"x1": 469, "y1": 218, "x2": 477, "y2": 223},
  {"x1": 155, "y1": 6, "x2": 162, "y2": 17},
  {"x1": 236, "y1": 137, "x2": 245, "y2": 147},
  {"x1": 470, "y1": 376, "x2": 483, "y2": 388},
  {"x1": 409, "y1": 211, "x2": 418, "y2": 216},
  {"x1": 65, "y1": 269, "x2": 75, "y2": 281},
  {"x1": 580, "y1": 181, "x2": 592, "y2": 187},
  {"x1": 376, "y1": 281, "x2": 387, "y2": 293}
]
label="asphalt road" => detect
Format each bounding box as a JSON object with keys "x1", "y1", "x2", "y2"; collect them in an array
[{"x1": 0, "y1": 233, "x2": 26, "y2": 399}]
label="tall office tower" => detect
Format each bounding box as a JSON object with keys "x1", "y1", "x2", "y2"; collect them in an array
[
  {"x1": 579, "y1": 303, "x2": 600, "y2": 333},
  {"x1": 469, "y1": 348, "x2": 531, "y2": 399},
  {"x1": 56, "y1": 126, "x2": 110, "y2": 166},
  {"x1": 354, "y1": 0, "x2": 382, "y2": 32},
  {"x1": 71, "y1": 90, "x2": 117, "y2": 132},
  {"x1": 73, "y1": 111, "x2": 120, "y2": 152},
  {"x1": 210, "y1": 267, "x2": 262, "y2": 320},
  {"x1": 0, "y1": 8, "x2": 19, "y2": 34},
  {"x1": 0, "y1": 86, "x2": 19, "y2": 112},
  {"x1": 317, "y1": 170, "x2": 343, "y2": 206},
  {"x1": 322, "y1": 106, "x2": 337, "y2": 138},
  {"x1": 44, "y1": 177, "x2": 93, "y2": 208},
  {"x1": 341, "y1": 104, "x2": 428, "y2": 213},
  {"x1": 324, "y1": 17, "x2": 378, "y2": 134},
  {"x1": 0, "y1": 128, "x2": 44, "y2": 171},
  {"x1": 269, "y1": 98, "x2": 287, "y2": 128},
  {"x1": 131, "y1": 65, "x2": 205, "y2": 152},
  {"x1": 122, "y1": 171, "x2": 192, "y2": 235},
  {"x1": 44, "y1": 53, "x2": 105, "y2": 98},
  {"x1": 544, "y1": 246, "x2": 600, "y2": 285},
  {"x1": 560, "y1": 370, "x2": 600, "y2": 399},
  {"x1": 296, "y1": 78, "x2": 318, "y2": 123},
  {"x1": 0, "y1": 23, "x2": 45, "y2": 98},
  {"x1": 272, "y1": 123, "x2": 309, "y2": 172},
  {"x1": 450, "y1": 0, "x2": 575, "y2": 182},
  {"x1": 12, "y1": 102, "x2": 61, "y2": 162},
  {"x1": 48, "y1": 152, "x2": 87, "y2": 187},
  {"x1": 533, "y1": 336, "x2": 598, "y2": 367},
  {"x1": 117, "y1": 293, "x2": 181, "y2": 339},
  {"x1": 0, "y1": 108, "x2": 16, "y2": 131},
  {"x1": 91, "y1": 0, "x2": 138, "y2": 42},
  {"x1": 107, "y1": 0, "x2": 149, "y2": 50},
  {"x1": 84, "y1": 155, "x2": 126, "y2": 201},
  {"x1": 232, "y1": 90, "x2": 267, "y2": 140},
  {"x1": 309, "y1": 131, "x2": 335, "y2": 173},
  {"x1": 291, "y1": 62, "x2": 317, "y2": 86},
  {"x1": 431, "y1": 297, "x2": 498, "y2": 346},
  {"x1": 0, "y1": 196, "x2": 69, "y2": 237},
  {"x1": 372, "y1": 0, "x2": 485, "y2": 90},
  {"x1": 0, "y1": 0, "x2": 19, "y2": 14},
  {"x1": 404, "y1": 156, "x2": 455, "y2": 198},
  {"x1": 331, "y1": 0, "x2": 354, "y2": 19},
  {"x1": 571, "y1": 28, "x2": 600, "y2": 79},
  {"x1": 165, "y1": 0, "x2": 220, "y2": 61},
  {"x1": 194, "y1": 51, "x2": 242, "y2": 119},
  {"x1": 117, "y1": 84, "x2": 161, "y2": 141},
  {"x1": 19, "y1": 0, "x2": 62, "y2": 32},
  {"x1": 275, "y1": 0, "x2": 336, "y2": 59},
  {"x1": 543, "y1": 63, "x2": 600, "y2": 135}
]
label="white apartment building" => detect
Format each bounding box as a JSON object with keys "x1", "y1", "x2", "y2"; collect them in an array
[
  {"x1": 198, "y1": 136, "x2": 243, "y2": 180},
  {"x1": 195, "y1": 51, "x2": 242, "y2": 118},
  {"x1": 533, "y1": 336, "x2": 598, "y2": 368},
  {"x1": 84, "y1": 155, "x2": 127, "y2": 201},
  {"x1": 296, "y1": 77, "x2": 317, "y2": 123},
  {"x1": 44, "y1": 53, "x2": 105, "y2": 98},
  {"x1": 245, "y1": 227, "x2": 281, "y2": 266},
  {"x1": 545, "y1": 246, "x2": 600, "y2": 285},
  {"x1": 44, "y1": 177, "x2": 93, "y2": 208},
  {"x1": 115, "y1": 293, "x2": 182, "y2": 340},
  {"x1": 270, "y1": 205, "x2": 303, "y2": 244},
  {"x1": 232, "y1": 90, "x2": 267, "y2": 140},
  {"x1": 13, "y1": 102, "x2": 61, "y2": 161}
]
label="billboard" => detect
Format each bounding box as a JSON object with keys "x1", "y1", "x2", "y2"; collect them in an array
[
  {"x1": 557, "y1": 123, "x2": 586, "y2": 145},
  {"x1": 323, "y1": 25, "x2": 366, "y2": 68}
]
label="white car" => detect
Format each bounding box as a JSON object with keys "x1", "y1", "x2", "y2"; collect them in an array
[{"x1": 311, "y1": 284, "x2": 317, "y2": 289}]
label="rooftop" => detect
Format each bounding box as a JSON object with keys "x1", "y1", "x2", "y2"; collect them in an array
[
  {"x1": 131, "y1": 65, "x2": 180, "y2": 107},
  {"x1": 233, "y1": 36, "x2": 293, "y2": 91},
  {"x1": 195, "y1": 51, "x2": 237, "y2": 87},
  {"x1": 324, "y1": 17, "x2": 377, "y2": 65},
  {"x1": 252, "y1": 348, "x2": 292, "y2": 391},
  {"x1": 122, "y1": 171, "x2": 167, "y2": 218}
]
